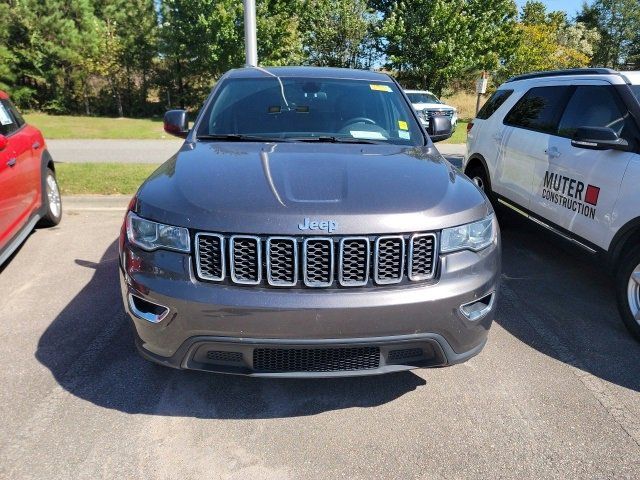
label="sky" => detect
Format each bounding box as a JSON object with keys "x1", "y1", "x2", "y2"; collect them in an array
[{"x1": 515, "y1": 0, "x2": 592, "y2": 18}]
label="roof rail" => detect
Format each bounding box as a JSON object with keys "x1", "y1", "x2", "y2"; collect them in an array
[{"x1": 505, "y1": 68, "x2": 618, "y2": 83}]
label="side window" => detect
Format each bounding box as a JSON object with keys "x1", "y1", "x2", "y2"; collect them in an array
[
  {"x1": 476, "y1": 89, "x2": 513, "y2": 120},
  {"x1": 558, "y1": 85, "x2": 629, "y2": 139},
  {"x1": 504, "y1": 86, "x2": 569, "y2": 134},
  {"x1": 6, "y1": 100, "x2": 25, "y2": 128},
  {"x1": 0, "y1": 100, "x2": 18, "y2": 136}
]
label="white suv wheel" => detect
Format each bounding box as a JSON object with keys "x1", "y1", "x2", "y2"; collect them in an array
[{"x1": 628, "y1": 262, "x2": 640, "y2": 325}]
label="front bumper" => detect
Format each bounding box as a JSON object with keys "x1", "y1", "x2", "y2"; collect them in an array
[{"x1": 119, "y1": 236, "x2": 500, "y2": 377}]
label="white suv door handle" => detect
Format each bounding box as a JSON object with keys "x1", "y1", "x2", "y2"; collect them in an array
[
  {"x1": 492, "y1": 133, "x2": 503, "y2": 142},
  {"x1": 545, "y1": 147, "x2": 561, "y2": 159}
]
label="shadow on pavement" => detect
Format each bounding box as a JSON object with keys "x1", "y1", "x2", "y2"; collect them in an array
[
  {"x1": 496, "y1": 210, "x2": 640, "y2": 393},
  {"x1": 35, "y1": 240, "x2": 426, "y2": 418},
  {"x1": 36, "y1": 218, "x2": 640, "y2": 419}
]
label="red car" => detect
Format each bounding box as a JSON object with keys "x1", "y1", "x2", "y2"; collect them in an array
[{"x1": 0, "y1": 90, "x2": 61, "y2": 266}]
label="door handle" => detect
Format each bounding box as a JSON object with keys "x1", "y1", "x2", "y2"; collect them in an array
[
  {"x1": 32, "y1": 141, "x2": 41, "y2": 150},
  {"x1": 7, "y1": 158, "x2": 16, "y2": 167},
  {"x1": 492, "y1": 133, "x2": 503, "y2": 142}
]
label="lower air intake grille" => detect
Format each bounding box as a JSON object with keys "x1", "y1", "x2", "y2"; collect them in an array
[
  {"x1": 388, "y1": 348, "x2": 423, "y2": 362},
  {"x1": 206, "y1": 351, "x2": 243, "y2": 363},
  {"x1": 253, "y1": 347, "x2": 380, "y2": 372}
]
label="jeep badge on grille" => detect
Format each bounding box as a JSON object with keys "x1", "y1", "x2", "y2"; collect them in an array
[{"x1": 298, "y1": 218, "x2": 337, "y2": 233}]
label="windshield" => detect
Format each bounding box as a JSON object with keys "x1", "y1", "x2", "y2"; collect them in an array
[
  {"x1": 406, "y1": 92, "x2": 442, "y2": 104},
  {"x1": 196, "y1": 76, "x2": 424, "y2": 146}
]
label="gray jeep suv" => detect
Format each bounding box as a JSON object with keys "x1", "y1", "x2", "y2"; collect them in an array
[{"x1": 119, "y1": 67, "x2": 500, "y2": 377}]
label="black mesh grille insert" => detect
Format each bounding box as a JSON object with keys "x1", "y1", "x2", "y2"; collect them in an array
[
  {"x1": 375, "y1": 237, "x2": 404, "y2": 283},
  {"x1": 196, "y1": 234, "x2": 224, "y2": 280},
  {"x1": 304, "y1": 239, "x2": 333, "y2": 286},
  {"x1": 388, "y1": 348, "x2": 423, "y2": 362},
  {"x1": 206, "y1": 351, "x2": 243, "y2": 363},
  {"x1": 195, "y1": 231, "x2": 438, "y2": 288},
  {"x1": 340, "y1": 238, "x2": 369, "y2": 285},
  {"x1": 267, "y1": 238, "x2": 296, "y2": 285},
  {"x1": 410, "y1": 234, "x2": 436, "y2": 280},
  {"x1": 231, "y1": 237, "x2": 260, "y2": 283},
  {"x1": 253, "y1": 347, "x2": 380, "y2": 372}
]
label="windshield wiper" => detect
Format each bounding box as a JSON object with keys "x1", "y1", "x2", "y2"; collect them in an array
[
  {"x1": 196, "y1": 134, "x2": 291, "y2": 142},
  {"x1": 290, "y1": 136, "x2": 385, "y2": 145}
]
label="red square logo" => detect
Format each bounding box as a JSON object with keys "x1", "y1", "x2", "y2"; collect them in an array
[{"x1": 585, "y1": 185, "x2": 600, "y2": 206}]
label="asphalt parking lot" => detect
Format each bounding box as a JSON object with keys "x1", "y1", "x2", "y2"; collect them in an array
[{"x1": 1, "y1": 196, "x2": 639, "y2": 479}]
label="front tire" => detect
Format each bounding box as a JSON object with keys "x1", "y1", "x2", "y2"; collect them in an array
[
  {"x1": 615, "y1": 245, "x2": 640, "y2": 341},
  {"x1": 465, "y1": 164, "x2": 491, "y2": 199},
  {"x1": 37, "y1": 168, "x2": 62, "y2": 227}
]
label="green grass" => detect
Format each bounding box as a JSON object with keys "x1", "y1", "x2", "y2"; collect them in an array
[
  {"x1": 23, "y1": 112, "x2": 469, "y2": 144},
  {"x1": 443, "y1": 121, "x2": 468, "y2": 144},
  {"x1": 56, "y1": 163, "x2": 158, "y2": 195},
  {"x1": 23, "y1": 113, "x2": 169, "y2": 140}
]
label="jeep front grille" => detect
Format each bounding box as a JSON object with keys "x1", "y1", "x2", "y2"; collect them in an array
[{"x1": 195, "y1": 232, "x2": 437, "y2": 288}]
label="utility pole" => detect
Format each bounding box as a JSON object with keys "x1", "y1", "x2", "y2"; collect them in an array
[{"x1": 243, "y1": 0, "x2": 258, "y2": 67}]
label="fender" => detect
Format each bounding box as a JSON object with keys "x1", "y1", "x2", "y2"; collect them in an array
[
  {"x1": 463, "y1": 153, "x2": 492, "y2": 190},
  {"x1": 608, "y1": 216, "x2": 640, "y2": 268},
  {"x1": 38, "y1": 149, "x2": 55, "y2": 218}
]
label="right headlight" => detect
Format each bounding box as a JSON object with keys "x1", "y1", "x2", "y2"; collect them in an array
[
  {"x1": 126, "y1": 211, "x2": 190, "y2": 253},
  {"x1": 441, "y1": 215, "x2": 495, "y2": 253}
]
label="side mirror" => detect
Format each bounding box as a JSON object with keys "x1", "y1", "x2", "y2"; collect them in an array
[
  {"x1": 428, "y1": 116, "x2": 453, "y2": 143},
  {"x1": 571, "y1": 126, "x2": 631, "y2": 152},
  {"x1": 163, "y1": 110, "x2": 189, "y2": 138}
]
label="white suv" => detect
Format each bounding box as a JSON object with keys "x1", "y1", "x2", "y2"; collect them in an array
[
  {"x1": 464, "y1": 68, "x2": 640, "y2": 340},
  {"x1": 405, "y1": 90, "x2": 458, "y2": 131}
]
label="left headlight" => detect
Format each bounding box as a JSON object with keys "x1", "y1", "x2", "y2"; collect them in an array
[
  {"x1": 126, "y1": 211, "x2": 190, "y2": 253},
  {"x1": 441, "y1": 215, "x2": 496, "y2": 253}
]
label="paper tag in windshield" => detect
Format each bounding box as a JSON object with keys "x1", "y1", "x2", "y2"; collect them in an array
[
  {"x1": 350, "y1": 130, "x2": 386, "y2": 140},
  {"x1": 0, "y1": 104, "x2": 12, "y2": 125},
  {"x1": 369, "y1": 84, "x2": 392, "y2": 92},
  {"x1": 398, "y1": 130, "x2": 410, "y2": 140},
  {"x1": 398, "y1": 120, "x2": 408, "y2": 130}
]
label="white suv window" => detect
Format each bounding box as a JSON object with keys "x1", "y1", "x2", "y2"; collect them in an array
[
  {"x1": 503, "y1": 86, "x2": 570, "y2": 134},
  {"x1": 558, "y1": 86, "x2": 628, "y2": 138}
]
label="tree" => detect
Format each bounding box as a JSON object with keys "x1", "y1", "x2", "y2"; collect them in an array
[
  {"x1": 379, "y1": 0, "x2": 519, "y2": 94},
  {"x1": 500, "y1": 1, "x2": 597, "y2": 80},
  {"x1": 94, "y1": 0, "x2": 159, "y2": 116},
  {"x1": 520, "y1": 0, "x2": 547, "y2": 25},
  {"x1": 158, "y1": 0, "x2": 305, "y2": 109},
  {"x1": 257, "y1": 0, "x2": 305, "y2": 66},
  {"x1": 500, "y1": 24, "x2": 590, "y2": 78},
  {"x1": 578, "y1": 0, "x2": 640, "y2": 68},
  {"x1": 300, "y1": 0, "x2": 374, "y2": 68}
]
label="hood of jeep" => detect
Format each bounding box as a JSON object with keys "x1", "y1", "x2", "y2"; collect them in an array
[{"x1": 135, "y1": 142, "x2": 489, "y2": 235}]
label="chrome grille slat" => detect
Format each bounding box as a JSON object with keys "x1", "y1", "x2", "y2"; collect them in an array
[
  {"x1": 374, "y1": 236, "x2": 405, "y2": 285},
  {"x1": 230, "y1": 235, "x2": 262, "y2": 285},
  {"x1": 303, "y1": 238, "x2": 334, "y2": 287},
  {"x1": 195, "y1": 233, "x2": 225, "y2": 281},
  {"x1": 266, "y1": 237, "x2": 298, "y2": 286},
  {"x1": 408, "y1": 233, "x2": 437, "y2": 281},
  {"x1": 339, "y1": 237, "x2": 370, "y2": 286},
  {"x1": 194, "y1": 231, "x2": 437, "y2": 288}
]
